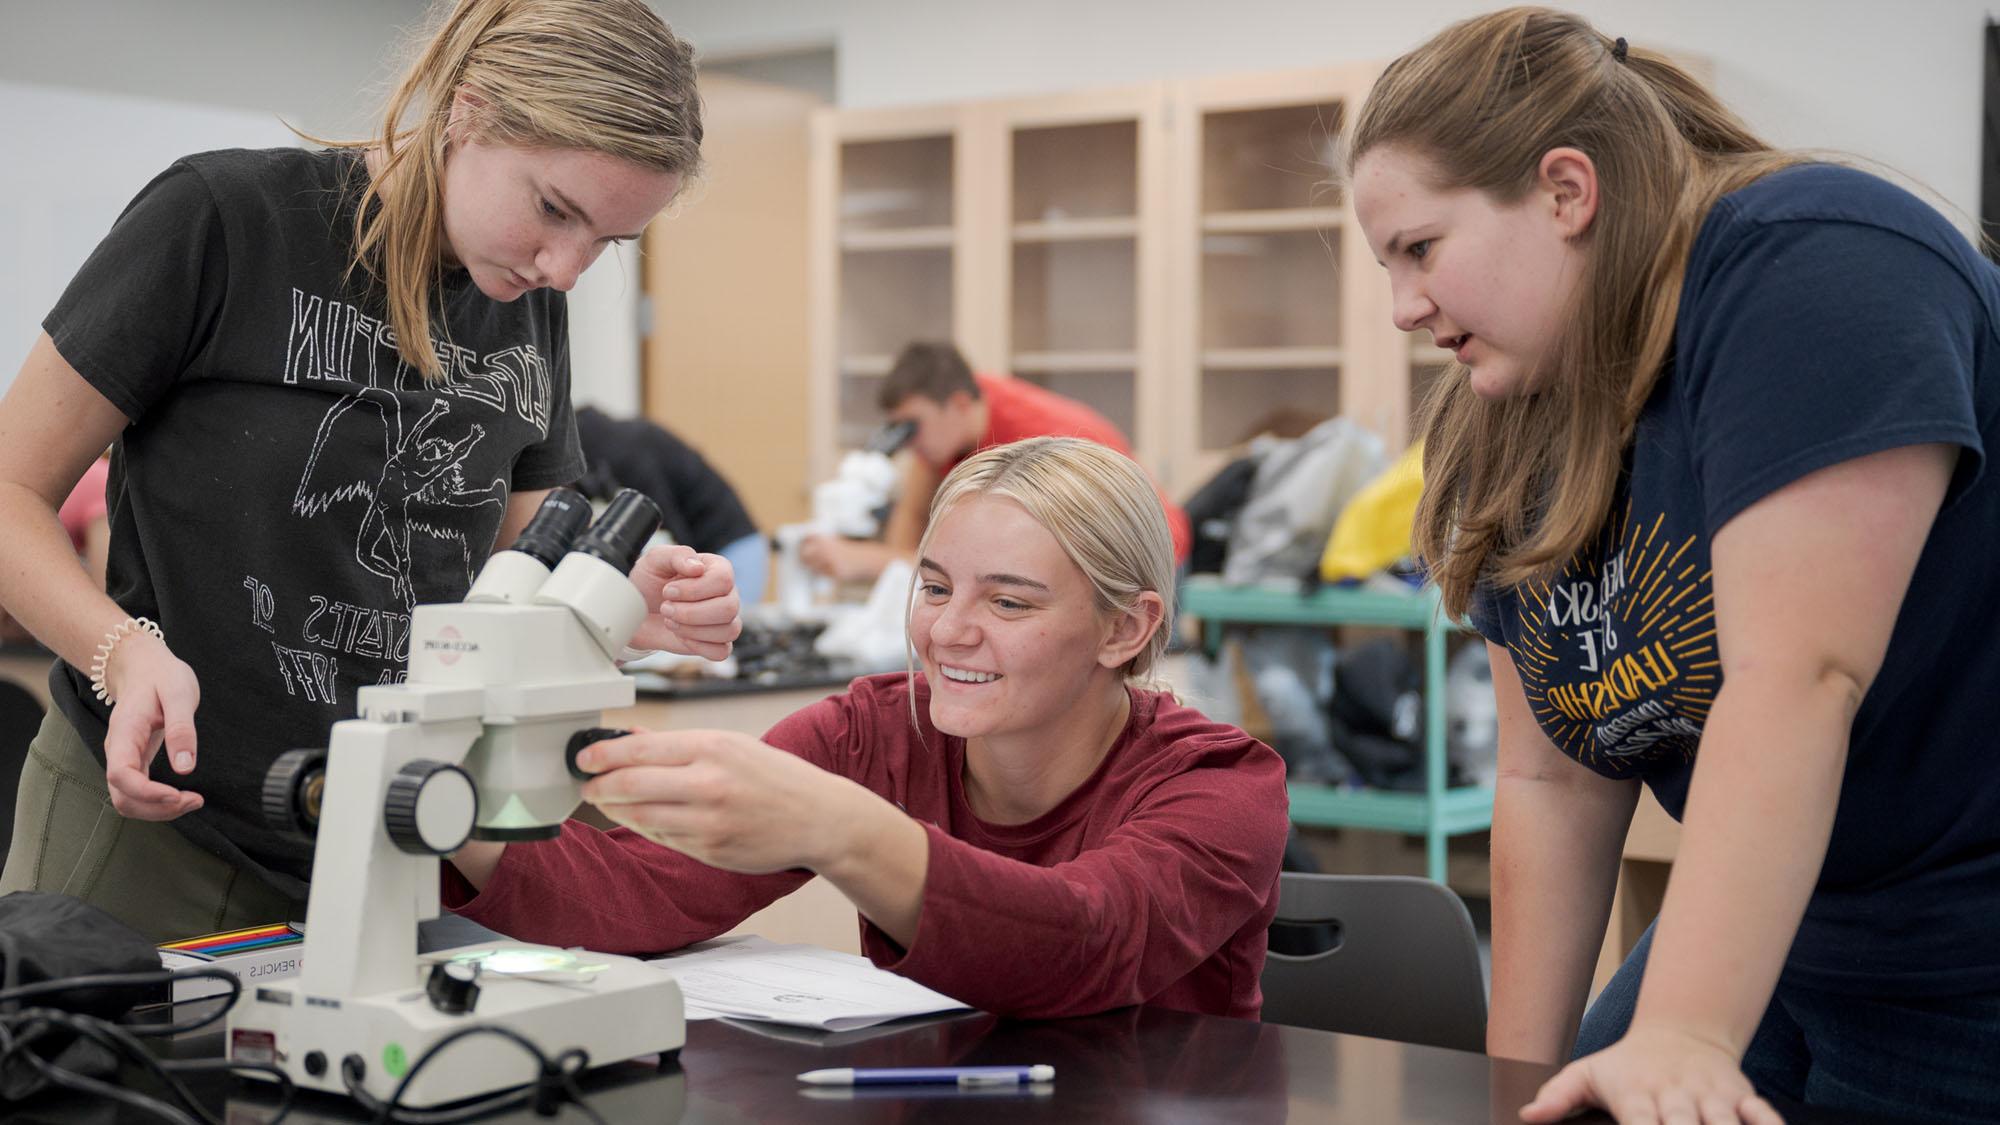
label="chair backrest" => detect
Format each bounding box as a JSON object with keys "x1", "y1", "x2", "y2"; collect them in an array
[{"x1": 1260, "y1": 872, "x2": 1487, "y2": 1053}]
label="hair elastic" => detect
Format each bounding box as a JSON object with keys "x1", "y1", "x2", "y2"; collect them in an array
[
  {"x1": 1612, "y1": 37, "x2": 1629, "y2": 62},
  {"x1": 88, "y1": 617, "x2": 164, "y2": 704}
]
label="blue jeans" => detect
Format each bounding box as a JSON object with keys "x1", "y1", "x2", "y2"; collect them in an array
[{"x1": 1580, "y1": 922, "x2": 2000, "y2": 1123}]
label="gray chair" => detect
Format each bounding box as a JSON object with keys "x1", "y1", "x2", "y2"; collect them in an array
[
  {"x1": 0, "y1": 680, "x2": 45, "y2": 871},
  {"x1": 1260, "y1": 872, "x2": 1488, "y2": 1053}
]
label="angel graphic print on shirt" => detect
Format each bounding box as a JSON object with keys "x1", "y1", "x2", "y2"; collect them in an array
[{"x1": 42, "y1": 148, "x2": 583, "y2": 893}]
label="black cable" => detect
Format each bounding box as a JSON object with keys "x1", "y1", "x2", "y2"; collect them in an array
[
  {"x1": 0, "y1": 960, "x2": 614, "y2": 1125},
  {"x1": 554, "y1": 1048, "x2": 610, "y2": 1125},
  {"x1": 0, "y1": 963, "x2": 243, "y2": 1032},
  {"x1": 165, "y1": 1057, "x2": 296, "y2": 1125},
  {"x1": 0, "y1": 1008, "x2": 206, "y2": 1125},
  {"x1": 340, "y1": 1023, "x2": 605, "y2": 1125},
  {"x1": 0, "y1": 966, "x2": 292, "y2": 1125}
]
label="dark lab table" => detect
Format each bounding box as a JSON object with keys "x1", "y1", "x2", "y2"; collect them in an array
[{"x1": 8, "y1": 1003, "x2": 1909, "y2": 1124}]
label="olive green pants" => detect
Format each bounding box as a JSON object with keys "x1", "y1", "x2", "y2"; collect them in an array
[{"x1": 0, "y1": 708, "x2": 300, "y2": 943}]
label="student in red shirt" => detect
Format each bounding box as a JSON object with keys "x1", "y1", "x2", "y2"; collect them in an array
[
  {"x1": 801, "y1": 342, "x2": 1193, "y2": 584},
  {"x1": 447, "y1": 437, "x2": 1285, "y2": 1019}
]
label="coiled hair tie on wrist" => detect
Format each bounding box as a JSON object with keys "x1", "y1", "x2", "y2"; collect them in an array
[{"x1": 88, "y1": 616, "x2": 164, "y2": 704}]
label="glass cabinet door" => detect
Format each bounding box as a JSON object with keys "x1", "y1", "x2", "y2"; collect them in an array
[
  {"x1": 834, "y1": 133, "x2": 956, "y2": 449},
  {"x1": 1193, "y1": 100, "x2": 1346, "y2": 477},
  {"x1": 1007, "y1": 117, "x2": 1144, "y2": 442}
]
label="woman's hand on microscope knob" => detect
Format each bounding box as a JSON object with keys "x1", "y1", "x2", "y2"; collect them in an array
[
  {"x1": 102, "y1": 629, "x2": 205, "y2": 821},
  {"x1": 628, "y1": 545, "x2": 742, "y2": 661},
  {"x1": 577, "y1": 729, "x2": 888, "y2": 875}
]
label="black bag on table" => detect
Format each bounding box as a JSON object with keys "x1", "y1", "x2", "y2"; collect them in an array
[{"x1": 0, "y1": 891, "x2": 163, "y2": 1101}]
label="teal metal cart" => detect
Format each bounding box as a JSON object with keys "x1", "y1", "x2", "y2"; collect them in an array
[{"x1": 1181, "y1": 576, "x2": 1493, "y2": 882}]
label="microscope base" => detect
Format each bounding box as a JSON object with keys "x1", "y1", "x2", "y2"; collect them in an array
[{"x1": 227, "y1": 941, "x2": 686, "y2": 1108}]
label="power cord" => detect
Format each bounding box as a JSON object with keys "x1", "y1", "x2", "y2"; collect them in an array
[
  {"x1": 0, "y1": 963, "x2": 295, "y2": 1125},
  {"x1": 0, "y1": 961, "x2": 614, "y2": 1124},
  {"x1": 339, "y1": 1022, "x2": 608, "y2": 1124}
]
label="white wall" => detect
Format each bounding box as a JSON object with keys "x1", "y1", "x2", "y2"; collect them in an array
[
  {"x1": 0, "y1": 81, "x2": 298, "y2": 397},
  {"x1": 660, "y1": 0, "x2": 2000, "y2": 226},
  {"x1": 0, "y1": 0, "x2": 639, "y2": 410},
  {"x1": 9, "y1": 1, "x2": 1996, "y2": 403},
  {"x1": 0, "y1": 0, "x2": 423, "y2": 139}
]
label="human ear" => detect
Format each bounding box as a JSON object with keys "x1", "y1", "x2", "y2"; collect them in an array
[
  {"x1": 1538, "y1": 146, "x2": 1599, "y2": 238},
  {"x1": 446, "y1": 86, "x2": 489, "y2": 143},
  {"x1": 1097, "y1": 590, "x2": 1166, "y2": 671}
]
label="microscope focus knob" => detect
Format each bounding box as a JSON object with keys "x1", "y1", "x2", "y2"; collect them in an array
[
  {"x1": 383, "y1": 760, "x2": 478, "y2": 856},
  {"x1": 564, "y1": 727, "x2": 634, "y2": 781},
  {"x1": 263, "y1": 749, "x2": 329, "y2": 841}
]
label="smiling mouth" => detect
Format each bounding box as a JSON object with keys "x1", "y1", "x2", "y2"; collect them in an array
[
  {"x1": 1436, "y1": 332, "x2": 1472, "y2": 351},
  {"x1": 939, "y1": 664, "x2": 1002, "y2": 685}
]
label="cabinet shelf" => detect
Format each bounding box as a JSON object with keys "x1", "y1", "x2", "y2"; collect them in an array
[
  {"x1": 839, "y1": 226, "x2": 955, "y2": 251},
  {"x1": 1013, "y1": 350, "x2": 1139, "y2": 373},
  {"x1": 1201, "y1": 207, "x2": 1345, "y2": 234},
  {"x1": 814, "y1": 67, "x2": 1416, "y2": 498},
  {"x1": 1181, "y1": 576, "x2": 1487, "y2": 882},
  {"x1": 840, "y1": 355, "x2": 895, "y2": 377},
  {"x1": 1203, "y1": 346, "x2": 1343, "y2": 370},
  {"x1": 1012, "y1": 217, "x2": 1140, "y2": 242}
]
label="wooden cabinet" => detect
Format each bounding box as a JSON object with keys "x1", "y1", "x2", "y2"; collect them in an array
[
  {"x1": 1000, "y1": 85, "x2": 1168, "y2": 469},
  {"x1": 809, "y1": 104, "x2": 985, "y2": 478},
  {"x1": 809, "y1": 64, "x2": 1446, "y2": 496}
]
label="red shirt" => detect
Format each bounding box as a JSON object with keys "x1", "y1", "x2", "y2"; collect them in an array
[
  {"x1": 954, "y1": 373, "x2": 1193, "y2": 565},
  {"x1": 444, "y1": 672, "x2": 1287, "y2": 1020},
  {"x1": 59, "y1": 458, "x2": 110, "y2": 552}
]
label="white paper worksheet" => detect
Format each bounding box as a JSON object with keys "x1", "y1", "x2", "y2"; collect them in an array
[{"x1": 650, "y1": 936, "x2": 972, "y2": 1031}]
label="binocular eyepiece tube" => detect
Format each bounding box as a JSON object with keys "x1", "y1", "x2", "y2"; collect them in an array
[{"x1": 467, "y1": 487, "x2": 663, "y2": 604}]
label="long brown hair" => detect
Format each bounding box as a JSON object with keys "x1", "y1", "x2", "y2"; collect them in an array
[
  {"x1": 313, "y1": 0, "x2": 702, "y2": 382},
  {"x1": 1347, "y1": 7, "x2": 1799, "y2": 617}
]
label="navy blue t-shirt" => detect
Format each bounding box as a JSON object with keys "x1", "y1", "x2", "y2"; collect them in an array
[{"x1": 1473, "y1": 164, "x2": 2000, "y2": 996}]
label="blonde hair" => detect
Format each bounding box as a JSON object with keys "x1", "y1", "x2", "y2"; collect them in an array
[
  {"x1": 1346, "y1": 7, "x2": 1800, "y2": 617},
  {"x1": 317, "y1": 0, "x2": 702, "y2": 382},
  {"x1": 912, "y1": 437, "x2": 1176, "y2": 683}
]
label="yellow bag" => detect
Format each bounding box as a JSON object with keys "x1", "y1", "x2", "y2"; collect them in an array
[{"x1": 1319, "y1": 441, "x2": 1424, "y2": 583}]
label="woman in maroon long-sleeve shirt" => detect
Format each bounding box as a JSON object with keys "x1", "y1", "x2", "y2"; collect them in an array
[{"x1": 446, "y1": 437, "x2": 1288, "y2": 1019}]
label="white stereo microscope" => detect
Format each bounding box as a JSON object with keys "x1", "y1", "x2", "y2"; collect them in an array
[
  {"x1": 768, "y1": 419, "x2": 915, "y2": 622},
  {"x1": 226, "y1": 488, "x2": 685, "y2": 1108}
]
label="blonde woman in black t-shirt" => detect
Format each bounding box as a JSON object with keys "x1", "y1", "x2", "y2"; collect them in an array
[{"x1": 0, "y1": 0, "x2": 740, "y2": 940}]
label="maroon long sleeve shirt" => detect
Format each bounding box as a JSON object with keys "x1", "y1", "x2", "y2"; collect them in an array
[{"x1": 443, "y1": 672, "x2": 1288, "y2": 1020}]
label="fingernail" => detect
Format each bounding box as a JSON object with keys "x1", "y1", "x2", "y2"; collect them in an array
[
  {"x1": 660, "y1": 604, "x2": 677, "y2": 620},
  {"x1": 174, "y1": 752, "x2": 194, "y2": 772},
  {"x1": 665, "y1": 584, "x2": 681, "y2": 599},
  {"x1": 577, "y1": 750, "x2": 595, "y2": 771}
]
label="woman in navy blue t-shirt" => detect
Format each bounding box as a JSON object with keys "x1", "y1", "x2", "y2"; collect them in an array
[{"x1": 1347, "y1": 8, "x2": 2000, "y2": 1124}]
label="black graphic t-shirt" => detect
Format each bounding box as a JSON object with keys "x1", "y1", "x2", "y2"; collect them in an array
[
  {"x1": 1473, "y1": 165, "x2": 1999, "y2": 996},
  {"x1": 43, "y1": 148, "x2": 584, "y2": 898}
]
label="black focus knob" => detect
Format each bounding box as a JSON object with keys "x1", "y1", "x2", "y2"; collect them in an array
[
  {"x1": 425, "y1": 960, "x2": 481, "y2": 1016},
  {"x1": 564, "y1": 727, "x2": 633, "y2": 781},
  {"x1": 383, "y1": 760, "x2": 478, "y2": 856},
  {"x1": 263, "y1": 749, "x2": 329, "y2": 841}
]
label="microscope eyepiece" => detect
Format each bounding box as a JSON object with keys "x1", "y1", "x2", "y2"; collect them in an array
[
  {"x1": 511, "y1": 487, "x2": 592, "y2": 569},
  {"x1": 866, "y1": 418, "x2": 917, "y2": 456},
  {"x1": 572, "y1": 488, "x2": 662, "y2": 576}
]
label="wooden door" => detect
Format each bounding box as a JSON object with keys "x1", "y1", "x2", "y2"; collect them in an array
[{"x1": 643, "y1": 73, "x2": 822, "y2": 529}]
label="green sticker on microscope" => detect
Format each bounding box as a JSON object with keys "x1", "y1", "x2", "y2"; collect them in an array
[{"x1": 384, "y1": 1042, "x2": 409, "y2": 1077}]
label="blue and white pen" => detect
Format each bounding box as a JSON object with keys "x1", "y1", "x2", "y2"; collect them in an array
[{"x1": 796, "y1": 1065, "x2": 1056, "y2": 1088}]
